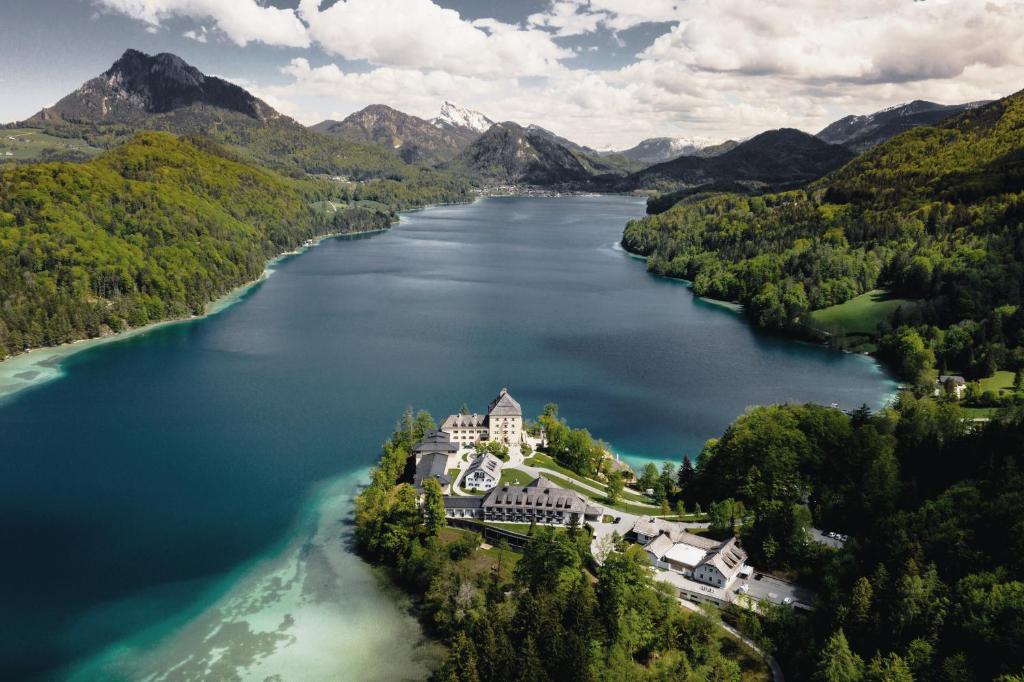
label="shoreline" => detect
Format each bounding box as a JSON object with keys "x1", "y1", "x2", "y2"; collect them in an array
[{"x1": 0, "y1": 225, "x2": 390, "y2": 403}]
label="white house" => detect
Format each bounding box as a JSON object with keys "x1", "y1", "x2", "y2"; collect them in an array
[
  {"x1": 936, "y1": 375, "x2": 967, "y2": 400},
  {"x1": 463, "y1": 453, "x2": 503, "y2": 491},
  {"x1": 631, "y1": 516, "x2": 749, "y2": 590}
]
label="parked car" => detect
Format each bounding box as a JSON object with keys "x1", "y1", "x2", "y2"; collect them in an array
[
  {"x1": 827, "y1": 531, "x2": 837, "y2": 538},
  {"x1": 783, "y1": 597, "x2": 793, "y2": 605},
  {"x1": 839, "y1": 534, "x2": 849, "y2": 542}
]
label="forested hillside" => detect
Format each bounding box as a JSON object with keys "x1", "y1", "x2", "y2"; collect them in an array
[
  {"x1": 0, "y1": 132, "x2": 467, "y2": 358},
  {"x1": 680, "y1": 400, "x2": 1024, "y2": 682},
  {"x1": 622, "y1": 89, "x2": 1024, "y2": 385}
]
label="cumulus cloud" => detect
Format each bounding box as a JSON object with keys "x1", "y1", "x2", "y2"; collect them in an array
[
  {"x1": 92, "y1": 0, "x2": 309, "y2": 47},
  {"x1": 89, "y1": 0, "x2": 1024, "y2": 147},
  {"x1": 296, "y1": 0, "x2": 570, "y2": 78}
]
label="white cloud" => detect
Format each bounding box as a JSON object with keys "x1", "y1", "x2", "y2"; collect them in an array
[
  {"x1": 91, "y1": 0, "x2": 309, "y2": 47},
  {"x1": 88, "y1": 0, "x2": 1024, "y2": 148},
  {"x1": 297, "y1": 0, "x2": 570, "y2": 78}
]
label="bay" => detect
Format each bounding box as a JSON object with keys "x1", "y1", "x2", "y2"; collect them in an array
[{"x1": 0, "y1": 196, "x2": 894, "y2": 679}]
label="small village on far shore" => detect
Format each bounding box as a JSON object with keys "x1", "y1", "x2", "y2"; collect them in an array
[{"x1": 409, "y1": 387, "x2": 816, "y2": 613}]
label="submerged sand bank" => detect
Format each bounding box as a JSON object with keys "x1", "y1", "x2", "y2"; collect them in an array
[{"x1": 66, "y1": 470, "x2": 441, "y2": 681}]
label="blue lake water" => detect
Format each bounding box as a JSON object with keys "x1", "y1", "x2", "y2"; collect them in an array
[{"x1": 0, "y1": 196, "x2": 895, "y2": 679}]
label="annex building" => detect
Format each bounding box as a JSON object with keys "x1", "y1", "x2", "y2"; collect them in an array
[
  {"x1": 630, "y1": 516, "x2": 749, "y2": 590},
  {"x1": 443, "y1": 476, "x2": 602, "y2": 526}
]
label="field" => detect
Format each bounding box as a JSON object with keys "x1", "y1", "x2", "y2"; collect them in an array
[
  {"x1": 0, "y1": 128, "x2": 102, "y2": 162},
  {"x1": 805, "y1": 289, "x2": 914, "y2": 342},
  {"x1": 978, "y1": 370, "x2": 1020, "y2": 396}
]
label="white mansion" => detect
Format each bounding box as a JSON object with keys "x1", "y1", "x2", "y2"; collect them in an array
[{"x1": 441, "y1": 387, "x2": 524, "y2": 445}]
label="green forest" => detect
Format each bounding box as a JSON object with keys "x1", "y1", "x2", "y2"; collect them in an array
[
  {"x1": 0, "y1": 132, "x2": 470, "y2": 357},
  {"x1": 622, "y1": 89, "x2": 1024, "y2": 387},
  {"x1": 354, "y1": 410, "x2": 769, "y2": 682},
  {"x1": 677, "y1": 400, "x2": 1024, "y2": 681},
  {"x1": 357, "y1": 402, "x2": 1024, "y2": 682}
]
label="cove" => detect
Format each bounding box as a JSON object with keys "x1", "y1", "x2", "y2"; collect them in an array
[{"x1": 0, "y1": 195, "x2": 895, "y2": 680}]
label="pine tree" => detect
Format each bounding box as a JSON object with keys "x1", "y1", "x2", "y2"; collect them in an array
[
  {"x1": 816, "y1": 629, "x2": 864, "y2": 682},
  {"x1": 421, "y1": 478, "x2": 447, "y2": 537},
  {"x1": 438, "y1": 631, "x2": 480, "y2": 682}
]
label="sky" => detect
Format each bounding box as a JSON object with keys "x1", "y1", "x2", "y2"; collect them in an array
[{"x1": 1, "y1": 0, "x2": 1022, "y2": 149}]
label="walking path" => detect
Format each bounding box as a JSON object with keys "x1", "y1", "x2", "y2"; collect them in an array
[{"x1": 676, "y1": 598, "x2": 785, "y2": 682}]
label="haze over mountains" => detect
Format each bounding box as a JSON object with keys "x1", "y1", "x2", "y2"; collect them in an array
[{"x1": 6, "y1": 49, "x2": 998, "y2": 197}]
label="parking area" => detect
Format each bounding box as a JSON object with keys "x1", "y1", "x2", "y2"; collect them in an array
[
  {"x1": 742, "y1": 572, "x2": 816, "y2": 608},
  {"x1": 810, "y1": 527, "x2": 847, "y2": 549}
]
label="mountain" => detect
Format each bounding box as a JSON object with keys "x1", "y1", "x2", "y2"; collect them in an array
[
  {"x1": 311, "y1": 104, "x2": 469, "y2": 164},
  {"x1": 20, "y1": 49, "x2": 412, "y2": 179},
  {"x1": 618, "y1": 136, "x2": 736, "y2": 164},
  {"x1": 625, "y1": 128, "x2": 854, "y2": 192},
  {"x1": 446, "y1": 121, "x2": 594, "y2": 186},
  {"x1": 431, "y1": 101, "x2": 494, "y2": 135},
  {"x1": 816, "y1": 99, "x2": 990, "y2": 152},
  {"x1": 29, "y1": 48, "x2": 279, "y2": 124}
]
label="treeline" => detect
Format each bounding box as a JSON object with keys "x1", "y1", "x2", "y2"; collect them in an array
[
  {"x1": 622, "y1": 89, "x2": 1024, "y2": 385},
  {"x1": 0, "y1": 132, "x2": 469, "y2": 358},
  {"x1": 676, "y1": 399, "x2": 1024, "y2": 681},
  {"x1": 353, "y1": 409, "x2": 767, "y2": 681},
  {"x1": 535, "y1": 403, "x2": 610, "y2": 478}
]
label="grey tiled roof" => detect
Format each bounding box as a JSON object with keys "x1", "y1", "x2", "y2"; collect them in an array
[
  {"x1": 414, "y1": 452, "x2": 452, "y2": 488},
  {"x1": 441, "y1": 413, "x2": 487, "y2": 430},
  {"x1": 466, "y1": 453, "x2": 503, "y2": 478},
  {"x1": 414, "y1": 429, "x2": 459, "y2": 453},
  {"x1": 482, "y1": 477, "x2": 587, "y2": 513},
  {"x1": 487, "y1": 388, "x2": 522, "y2": 417}
]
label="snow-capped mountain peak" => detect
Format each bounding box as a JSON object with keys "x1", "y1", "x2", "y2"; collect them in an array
[{"x1": 432, "y1": 101, "x2": 494, "y2": 134}]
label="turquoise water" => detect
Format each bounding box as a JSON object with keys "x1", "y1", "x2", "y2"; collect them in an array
[{"x1": 0, "y1": 196, "x2": 895, "y2": 679}]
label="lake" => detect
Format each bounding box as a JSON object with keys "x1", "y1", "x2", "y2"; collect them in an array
[{"x1": 0, "y1": 196, "x2": 895, "y2": 680}]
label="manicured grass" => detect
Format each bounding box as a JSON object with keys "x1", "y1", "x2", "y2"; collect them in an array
[
  {"x1": 499, "y1": 468, "x2": 532, "y2": 487},
  {"x1": 978, "y1": 370, "x2": 1020, "y2": 396},
  {"x1": 538, "y1": 472, "x2": 659, "y2": 514},
  {"x1": 806, "y1": 289, "x2": 914, "y2": 336},
  {"x1": 0, "y1": 128, "x2": 102, "y2": 162},
  {"x1": 524, "y1": 453, "x2": 649, "y2": 503},
  {"x1": 961, "y1": 406, "x2": 999, "y2": 419},
  {"x1": 447, "y1": 468, "x2": 461, "y2": 492}
]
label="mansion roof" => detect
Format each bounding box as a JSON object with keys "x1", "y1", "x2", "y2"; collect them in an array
[
  {"x1": 441, "y1": 413, "x2": 487, "y2": 430},
  {"x1": 487, "y1": 387, "x2": 522, "y2": 417}
]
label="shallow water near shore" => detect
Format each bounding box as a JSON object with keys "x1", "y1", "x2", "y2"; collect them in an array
[{"x1": 0, "y1": 196, "x2": 895, "y2": 679}]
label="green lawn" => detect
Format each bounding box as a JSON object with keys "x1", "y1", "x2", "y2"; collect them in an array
[
  {"x1": 499, "y1": 468, "x2": 532, "y2": 487},
  {"x1": 978, "y1": 370, "x2": 1020, "y2": 396},
  {"x1": 524, "y1": 453, "x2": 649, "y2": 503},
  {"x1": 0, "y1": 128, "x2": 102, "y2": 162},
  {"x1": 537, "y1": 471, "x2": 660, "y2": 515},
  {"x1": 806, "y1": 289, "x2": 914, "y2": 337}
]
